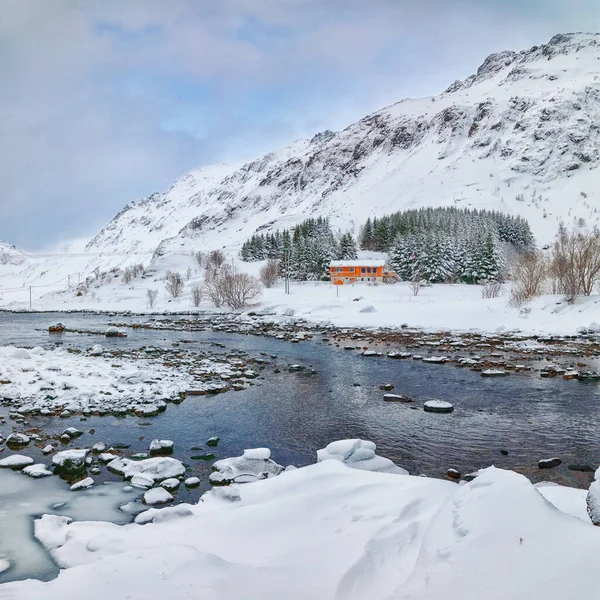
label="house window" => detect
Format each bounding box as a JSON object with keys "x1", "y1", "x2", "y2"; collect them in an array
[{"x1": 361, "y1": 268, "x2": 366, "y2": 273}]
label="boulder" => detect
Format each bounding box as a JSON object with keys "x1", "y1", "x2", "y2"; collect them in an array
[
  {"x1": 52, "y1": 449, "x2": 90, "y2": 474},
  {"x1": 149, "y1": 439, "x2": 174, "y2": 456},
  {"x1": 0, "y1": 455, "x2": 34, "y2": 469},
  {"x1": 161, "y1": 478, "x2": 181, "y2": 491},
  {"x1": 22, "y1": 463, "x2": 53, "y2": 478},
  {"x1": 143, "y1": 487, "x2": 174, "y2": 505},
  {"x1": 107, "y1": 456, "x2": 185, "y2": 483},
  {"x1": 6, "y1": 433, "x2": 30, "y2": 447}
]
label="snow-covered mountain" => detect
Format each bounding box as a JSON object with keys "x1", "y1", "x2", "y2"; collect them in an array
[
  {"x1": 84, "y1": 32, "x2": 600, "y2": 267},
  {"x1": 0, "y1": 240, "x2": 24, "y2": 265}
]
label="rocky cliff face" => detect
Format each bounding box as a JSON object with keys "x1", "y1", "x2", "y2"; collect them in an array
[{"x1": 86, "y1": 33, "x2": 600, "y2": 266}]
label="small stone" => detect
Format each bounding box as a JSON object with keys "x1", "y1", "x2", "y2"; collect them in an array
[
  {"x1": 568, "y1": 464, "x2": 594, "y2": 472},
  {"x1": 63, "y1": 427, "x2": 83, "y2": 438},
  {"x1": 538, "y1": 457, "x2": 562, "y2": 469},
  {"x1": 184, "y1": 477, "x2": 201, "y2": 487},
  {"x1": 447, "y1": 468, "x2": 461, "y2": 480},
  {"x1": 206, "y1": 437, "x2": 220, "y2": 447},
  {"x1": 160, "y1": 478, "x2": 181, "y2": 490},
  {"x1": 500, "y1": 450, "x2": 509, "y2": 456},
  {"x1": 70, "y1": 477, "x2": 94, "y2": 491}
]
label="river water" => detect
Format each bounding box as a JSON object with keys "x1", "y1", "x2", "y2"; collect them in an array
[{"x1": 1, "y1": 311, "x2": 599, "y2": 583}]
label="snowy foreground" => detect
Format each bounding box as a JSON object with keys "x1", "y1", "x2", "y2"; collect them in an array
[{"x1": 4, "y1": 457, "x2": 599, "y2": 600}]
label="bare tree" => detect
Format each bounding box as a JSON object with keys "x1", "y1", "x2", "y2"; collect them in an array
[
  {"x1": 551, "y1": 224, "x2": 600, "y2": 302},
  {"x1": 481, "y1": 280, "x2": 504, "y2": 299},
  {"x1": 132, "y1": 263, "x2": 145, "y2": 278},
  {"x1": 207, "y1": 250, "x2": 226, "y2": 269},
  {"x1": 122, "y1": 266, "x2": 133, "y2": 283},
  {"x1": 205, "y1": 277, "x2": 225, "y2": 307},
  {"x1": 259, "y1": 259, "x2": 279, "y2": 288},
  {"x1": 409, "y1": 272, "x2": 424, "y2": 296},
  {"x1": 191, "y1": 284, "x2": 203, "y2": 307},
  {"x1": 185, "y1": 266, "x2": 193, "y2": 281},
  {"x1": 146, "y1": 289, "x2": 158, "y2": 308},
  {"x1": 509, "y1": 251, "x2": 547, "y2": 305},
  {"x1": 220, "y1": 271, "x2": 262, "y2": 309},
  {"x1": 194, "y1": 251, "x2": 205, "y2": 269},
  {"x1": 165, "y1": 270, "x2": 184, "y2": 298}
]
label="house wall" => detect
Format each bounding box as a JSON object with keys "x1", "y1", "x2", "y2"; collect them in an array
[{"x1": 330, "y1": 265, "x2": 384, "y2": 284}]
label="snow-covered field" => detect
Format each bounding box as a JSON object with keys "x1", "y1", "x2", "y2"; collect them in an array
[
  {"x1": 3, "y1": 264, "x2": 600, "y2": 337},
  {"x1": 3, "y1": 457, "x2": 598, "y2": 600}
]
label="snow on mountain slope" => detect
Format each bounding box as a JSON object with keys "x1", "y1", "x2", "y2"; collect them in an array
[
  {"x1": 0, "y1": 240, "x2": 25, "y2": 265},
  {"x1": 82, "y1": 32, "x2": 600, "y2": 269}
]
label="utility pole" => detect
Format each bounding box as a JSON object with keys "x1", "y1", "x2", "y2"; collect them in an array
[
  {"x1": 29, "y1": 286, "x2": 32, "y2": 309},
  {"x1": 68, "y1": 274, "x2": 71, "y2": 290}
]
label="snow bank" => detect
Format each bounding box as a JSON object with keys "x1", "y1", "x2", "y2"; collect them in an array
[
  {"x1": 4, "y1": 462, "x2": 599, "y2": 600},
  {"x1": 317, "y1": 439, "x2": 408, "y2": 474}
]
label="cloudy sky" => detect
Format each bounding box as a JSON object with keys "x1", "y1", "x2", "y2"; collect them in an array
[{"x1": 1, "y1": 0, "x2": 599, "y2": 249}]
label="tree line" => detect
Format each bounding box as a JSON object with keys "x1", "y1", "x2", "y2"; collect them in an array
[
  {"x1": 240, "y1": 208, "x2": 535, "y2": 285},
  {"x1": 241, "y1": 217, "x2": 358, "y2": 281}
]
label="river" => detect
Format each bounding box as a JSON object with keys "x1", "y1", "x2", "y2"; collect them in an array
[{"x1": 0, "y1": 311, "x2": 599, "y2": 583}]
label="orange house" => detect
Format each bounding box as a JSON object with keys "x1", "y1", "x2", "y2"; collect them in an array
[{"x1": 330, "y1": 260, "x2": 386, "y2": 284}]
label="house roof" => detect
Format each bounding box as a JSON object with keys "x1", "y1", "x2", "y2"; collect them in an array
[{"x1": 330, "y1": 260, "x2": 386, "y2": 267}]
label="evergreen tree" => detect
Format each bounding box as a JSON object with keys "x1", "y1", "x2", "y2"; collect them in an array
[{"x1": 339, "y1": 233, "x2": 358, "y2": 260}]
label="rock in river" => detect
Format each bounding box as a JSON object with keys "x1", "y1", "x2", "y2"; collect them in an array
[
  {"x1": 52, "y1": 449, "x2": 90, "y2": 474},
  {"x1": 143, "y1": 487, "x2": 174, "y2": 505},
  {"x1": 424, "y1": 400, "x2": 454, "y2": 414},
  {"x1": 0, "y1": 455, "x2": 34, "y2": 469},
  {"x1": 538, "y1": 457, "x2": 562, "y2": 469},
  {"x1": 6, "y1": 433, "x2": 30, "y2": 447},
  {"x1": 383, "y1": 393, "x2": 412, "y2": 403},
  {"x1": 149, "y1": 439, "x2": 174, "y2": 456},
  {"x1": 23, "y1": 463, "x2": 53, "y2": 478}
]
